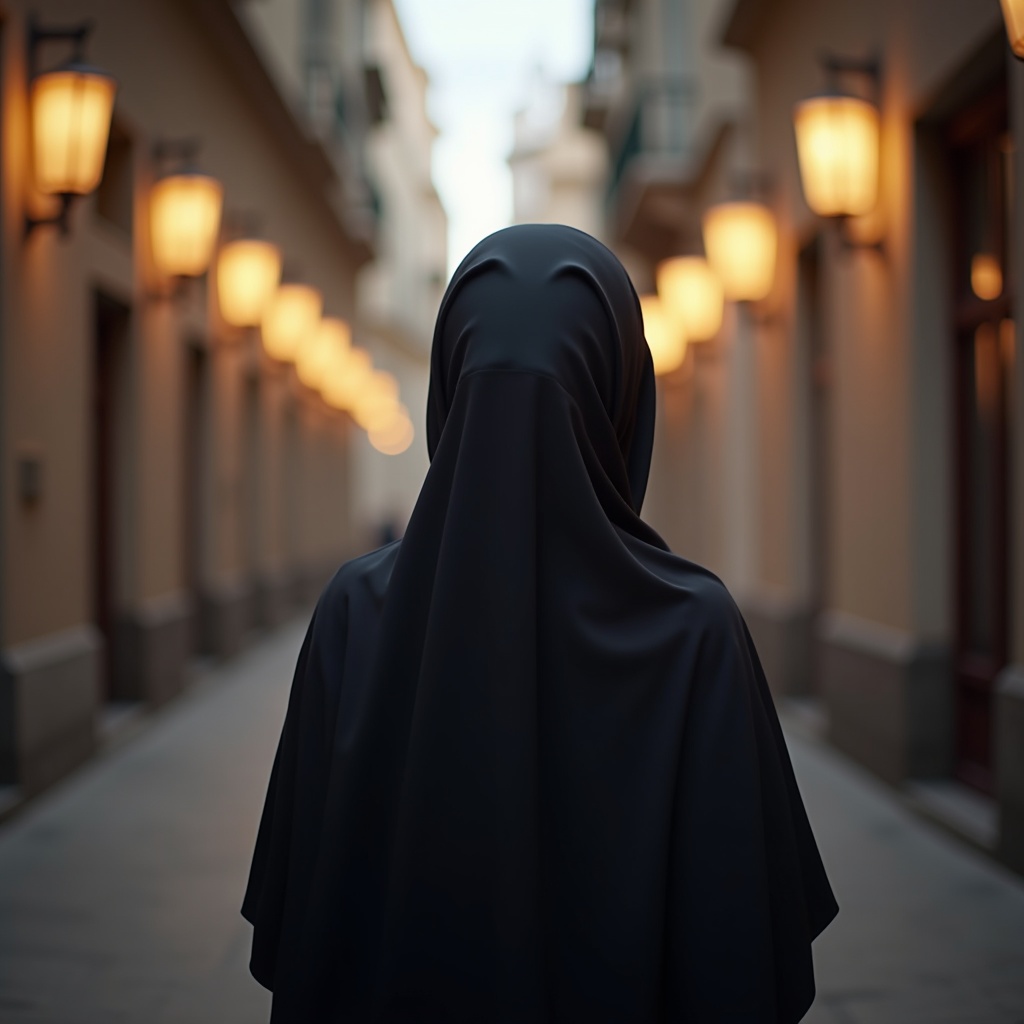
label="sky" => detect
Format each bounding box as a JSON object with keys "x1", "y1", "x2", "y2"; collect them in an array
[{"x1": 392, "y1": 0, "x2": 594, "y2": 274}]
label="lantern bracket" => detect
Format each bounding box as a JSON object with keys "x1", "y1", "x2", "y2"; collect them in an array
[
  {"x1": 820, "y1": 51, "x2": 882, "y2": 104},
  {"x1": 25, "y1": 195, "x2": 75, "y2": 237},
  {"x1": 152, "y1": 138, "x2": 203, "y2": 175},
  {"x1": 27, "y1": 16, "x2": 96, "y2": 79}
]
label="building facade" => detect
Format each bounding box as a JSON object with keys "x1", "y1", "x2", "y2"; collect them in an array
[
  {"x1": 509, "y1": 74, "x2": 607, "y2": 237},
  {"x1": 0, "y1": 0, "x2": 428, "y2": 804},
  {"x1": 585, "y1": 0, "x2": 1024, "y2": 873},
  {"x1": 353, "y1": 0, "x2": 447, "y2": 543}
]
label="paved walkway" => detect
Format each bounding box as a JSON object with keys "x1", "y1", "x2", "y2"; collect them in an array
[{"x1": 1, "y1": 619, "x2": 1023, "y2": 1024}]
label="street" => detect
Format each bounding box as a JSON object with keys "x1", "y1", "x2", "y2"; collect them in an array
[{"x1": 1, "y1": 617, "x2": 1023, "y2": 1024}]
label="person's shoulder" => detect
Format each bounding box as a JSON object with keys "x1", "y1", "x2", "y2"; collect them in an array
[
  {"x1": 654, "y1": 551, "x2": 745, "y2": 639},
  {"x1": 317, "y1": 539, "x2": 402, "y2": 616}
]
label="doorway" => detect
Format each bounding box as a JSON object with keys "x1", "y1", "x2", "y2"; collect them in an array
[
  {"x1": 947, "y1": 82, "x2": 1014, "y2": 793},
  {"x1": 92, "y1": 293, "x2": 131, "y2": 699},
  {"x1": 183, "y1": 342, "x2": 209, "y2": 642}
]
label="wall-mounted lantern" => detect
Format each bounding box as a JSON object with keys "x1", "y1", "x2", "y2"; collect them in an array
[
  {"x1": 656, "y1": 256, "x2": 724, "y2": 342},
  {"x1": 26, "y1": 18, "x2": 117, "y2": 235},
  {"x1": 793, "y1": 54, "x2": 883, "y2": 251},
  {"x1": 297, "y1": 316, "x2": 350, "y2": 389},
  {"x1": 1002, "y1": 0, "x2": 1024, "y2": 58},
  {"x1": 971, "y1": 253, "x2": 1003, "y2": 301},
  {"x1": 323, "y1": 346, "x2": 372, "y2": 410},
  {"x1": 150, "y1": 141, "x2": 224, "y2": 278},
  {"x1": 217, "y1": 238, "x2": 282, "y2": 327},
  {"x1": 261, "y1": 283, "x2": 322, "y2": 363},
  {"x1": 639, "y1": 294, "x2": 687, "y2": 375},
  {"x1": 369, "y1": 408, "x2": 414, "y2": 455},
  {"x1": 352, "y1": 371, "x2": 400, "y2": 431},
  {"x1": 702, "y1": 201, "x2": 778, "y2": 303}
]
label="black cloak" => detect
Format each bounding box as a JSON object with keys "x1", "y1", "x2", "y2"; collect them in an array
[{"x1": 242, "y1": 224, "x2": 838, "y2": 1023}]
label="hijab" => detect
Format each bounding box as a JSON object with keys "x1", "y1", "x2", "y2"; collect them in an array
[{"x1": 243, "y1": 224, "x2": 838, "y2": 1023}]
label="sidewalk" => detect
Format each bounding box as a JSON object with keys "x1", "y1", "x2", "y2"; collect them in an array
[{"x1": 1, "y1": 619, "x2": 1023, "y2": 1024}]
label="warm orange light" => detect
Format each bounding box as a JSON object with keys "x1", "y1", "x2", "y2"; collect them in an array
[
  {"x1": 1002, "y1": 0, "x2": 1024, "y2": 58},
  {"x1": 323, "y1": 346, "x2": 372, "y2": 410},
  {"x1": 369, "y1": 410, "x2": 414, "y2": 455},
  {"x1": 794, "y1": 95, "x2": 880, "y2": 218},
  {"x1": 639, "y1": 294, "x2": 686, "y2": 375},
  {"x1": 150, "y1": 173, "x2": 224, "y2": 277},
  {"x1": 971, "y1": 254, "x2": 1003, "y2": 301},
  {"x1": 217, "y1": 240, "x2": 282, "y2": 327},
  {"x1": 655, "y1": 256, "x2": 724, "y2": 342},
  {"x1": 261, "y1": 284, "x2": 322, "y2": 363},
  {"x1": 352, "y1": 371, "x2": 400, "y2": 431},
  {"x1": 702, "y1": 201, "x2": 778, "y2": 302},
  {"x1": 30, "y1": 66, "x2": 116, "y2": 195},
  {"x1": 297, "y1": 316, "x2": 350, "y2": 389}
]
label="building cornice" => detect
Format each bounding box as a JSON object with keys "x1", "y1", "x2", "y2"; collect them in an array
[{"x1": 180, "y1": 0, "x2": 375, "y2": 265}]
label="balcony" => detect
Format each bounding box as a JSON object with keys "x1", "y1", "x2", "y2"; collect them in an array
[{"x1": 604, "y1": 78, "x2": 699, "y2": 257}]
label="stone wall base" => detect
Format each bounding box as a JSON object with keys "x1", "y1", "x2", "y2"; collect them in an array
[
  {"x1": 111, "y1": 592, "x2": 194, "y2": 706},
  {"x1": 0, "y1": 626, "x2": 101, "y2": 792},
  {"x1": 741, "y1": 590, "x2": 815, "y2": 699},
  {"x1": 198, "y1": 579, "x2": 252, "y2": 659},
  {"x1": 819, "y1": 611, "x2": 952, "y2": 785},
  {"x1": 252, "y1": 569, "x2": 295, "y2": 629},
  {"x1": 996, "y1": 664, "x2": 1024, "y2": 874}
]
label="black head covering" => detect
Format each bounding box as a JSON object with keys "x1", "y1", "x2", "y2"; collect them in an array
[{"x1": 243, "y1": 224, "x2": 838, "y2": 1024}]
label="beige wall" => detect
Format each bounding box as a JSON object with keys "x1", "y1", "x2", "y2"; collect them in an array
[
  {"x1": 745, "y1": 0, "x2": 1004, "y2": 633},
  {"x1": 353, "y1": 0, "x2": 446, "y2": 540},
  {"x1": 2, "y1": 0, "x2": 361, "y2": 648}
]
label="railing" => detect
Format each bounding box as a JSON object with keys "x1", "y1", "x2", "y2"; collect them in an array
[{"x1": 606, "y1": 78, "x2": 696, "y2": 208}]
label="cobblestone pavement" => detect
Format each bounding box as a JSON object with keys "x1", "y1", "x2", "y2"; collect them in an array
[{"x1": 1, "y1": 616, "x2": 1023, "y2": 1023}]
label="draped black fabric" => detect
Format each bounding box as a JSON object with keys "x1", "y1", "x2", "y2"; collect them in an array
[{"x1": 242, "y1": 224, "x2": 838, "y2": 1023}]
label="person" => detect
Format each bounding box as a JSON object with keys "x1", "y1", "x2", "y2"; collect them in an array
[{"x1": 242, "y1": 224, "x2": 838, "y2": 1023}]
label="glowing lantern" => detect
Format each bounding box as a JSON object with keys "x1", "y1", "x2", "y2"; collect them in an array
[
  {"x1": 702, "y1": 201, "x2": 778, "y2": 302},
  {"x1": 971, "y1": 254, "x2": 1003, "y2": 301},
  {"x1": 655, "y1": 256, "x2": 724, "y2": 342},
  {"x1": 297, "y1": 317, "x2": 350, "y2": 389},
  {"x1": 261, "y1": 284, "x2": 322, "y2": 363},
  {"x1": 352, "y1": 371, "x2": 400, "y2": 431},
  {"x1": 30, "y1": 64, "x2": 116, "y2": 196},
  {"x1": 639, "y1": 294, "x2": 686, "y2": 376},
  {"x1": 369, "y1": 411, "x2": 414, "y2": 455},
  {"x1": 1002, "y1": 0, "x2": 1024, "y2": 58},
  {"x1": 216, "y1": 240, "x2": 282, "y2": 327},
  {"x1": 793, "y1": 94, "x2": 880, "y2": 218},
  {"x1": 323, "y1": 346, "x2": 372, "y2": 410},
  {"x1": 150, "y1": 173, "x2": 224, "y2": 277}
]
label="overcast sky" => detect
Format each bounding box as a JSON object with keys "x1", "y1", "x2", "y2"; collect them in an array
[{"x1": 392, "y1": 0, "x2": 594, "y2": 274}]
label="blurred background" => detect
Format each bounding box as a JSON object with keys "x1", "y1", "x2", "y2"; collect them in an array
[{"x1": 0, "y1": 0, "x2": 1023, "y2": 1021}]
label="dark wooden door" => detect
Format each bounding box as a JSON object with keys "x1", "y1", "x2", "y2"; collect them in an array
[
  {"x1": 183, "y1": 344, "x2": 207, "y2": 610},
  {"x1": 948, "y1": 83, "x2": 1013, "y2": 793},
  {"x1": 93, "y1": 293, "x2": 131, "y2": 700}
]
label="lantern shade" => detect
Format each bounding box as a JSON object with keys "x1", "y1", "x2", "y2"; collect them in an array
[
  {"x1": 369, "y1": 410, "x2": 414, "y2": 455},
  {"x1": 971, "y1": 254, "x2": 1003, "y2": 301},
  {"x1": 352, "y1": 371, "x2": 400, "y2": 430},
  {"x1": 656, "y1": 256, "x2": 724, "y2": 342},
  {"x1": 639, "y1": 294, "x2": 686, "y2": 376},
  {"x1": 261, "y1": 284, "x2": 323, "y2": 363},
  {"x1": 30, "y1": 65, "x2": 116, "y2": 195},
  {"x1": 217, "y1": 239, "x2": 282, "y2": 327},
  {"x1": 702, "y1": 201, "x2": 778, "y2": 303},
  {"x1": 794, "y1": 94, "x2": 880, "y2": 218},
  {"x1": 297, "y1": 316, "x2": 350, "y2": 389},
  {"x1": 323, "y1": 346, "x2": 372, "y2": 410},
  {"x1": 150, "y1": 173, "x2": 224, "y2": 277},
  {"x1": 1002, "y1": 0, "x2": 1024, "y2": 58}
]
